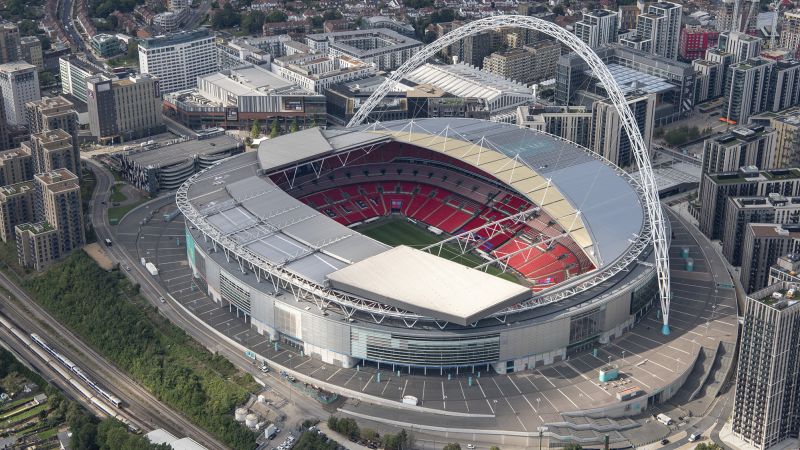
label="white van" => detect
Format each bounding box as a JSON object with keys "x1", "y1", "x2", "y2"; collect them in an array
[{"x1": 688, "y1": 432, "x2": 701, "y2": 442}]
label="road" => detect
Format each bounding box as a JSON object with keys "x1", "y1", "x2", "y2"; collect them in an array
[{"x1": 86, "y1": 160, "x2": 332, "y2": 433}]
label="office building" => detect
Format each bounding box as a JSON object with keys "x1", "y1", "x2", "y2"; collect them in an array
[
  {"x1": 780, "y1": 10, "x2": 800, "y2": 52},
  {"x1": 86, "y1": 74, "x2": 165, "y2": 144},
  {"x1": 91, "y1": 34, "x2": 122, "y2": 58},
  {"x1": 679, "y1": 26, "x2": 719, "y2": 61},
  {"x1": 718, "y1": 31, "x2": 763, "y2": 64},
  {"x1": 402, "y1": 63, "x2": 536, "y2": 121},
  {"x1": 0, "y1": 23, "x2": 19, "y2": 65},
  {"x1": 138, "y1": 29, "x2": 216, "y2": 93},
  {"x1": 742, "y1": 224, "x2": 800, "y2": 293},
  {"x1": 325, "y1": 75, "x2": 407, "y2": 126},
  {"x1": 59, "y1": 56, "x2": 103, "y2": 104},
  {"x1": 631, "y1": 2, "x2": 682, "y2": 60},
  {"x1": 0, "y1": 181, "x2": 35, "y2": 243},
  {"x1": 555, "y1": 44, "x2": 694, "y2": 125},
  {"x1": 590, "y1": 91, "x2": 655, "y2": 169},
  {"x1": 23, "y1": 130, "x2": 79, "y2": 175},
  {"x1": 574, "y1": 10, "x2": 619, "y2": 49},
  {"x1": 0, "y1": 62, "x2": 40, "y2": 126},
  {"x1": 698, "y1": 167, "x2": 800, "y2": 239},
  {"x1": 701, "y1": 125, "x2": 777, "y2": 176},
  {"x1": 723, "y1": 58, "x2": 774, "y2": 124},
  {"x1": 164, "y1": 64, "x2": 325, "y2": 130},
  {"x1": 731, "y1": 279, "x2": 800, "y2": 448},
  {"x1": 305, "y1": 29, "x2": 422, "y2": 71},
  {"x1": 0, "y1": 147, "x2": 33, "y2": 187},
  {"x1": 19, "y1": 36, "x2": 43, "y2": 71},
  {"x1": 722, "y1": 194, "x2": 800, "y2": 265},
  {"x1": 16, "y1": 169, "x2": 84, "y2": 271},
  {"x1": 270, "y1": 53, "x2": 376, "y2": 94},
  {"x1": 516, "y1": 105, "x2": 592, "y2": 148}
]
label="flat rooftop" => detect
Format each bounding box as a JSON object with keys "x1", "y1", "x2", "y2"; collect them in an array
[
  {"x1": 123, "y1": 135, "x2": 242, "y2": 168},
  {"x1": 327, "y1": 245, "x2": 531, "y2": 325}
]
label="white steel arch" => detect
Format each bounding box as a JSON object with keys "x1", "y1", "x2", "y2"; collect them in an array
[{"x1": 346, "y1": 15, "x2": 673, "y2": 335}]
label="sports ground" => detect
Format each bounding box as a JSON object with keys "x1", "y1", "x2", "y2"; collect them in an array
[{"x1": 355, "y1": 218, "x2": 518, "y2": 282}]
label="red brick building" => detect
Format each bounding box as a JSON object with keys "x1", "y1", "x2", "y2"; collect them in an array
[{"x1": 679, "y1": 26, "x2": 719, "y2": 61}]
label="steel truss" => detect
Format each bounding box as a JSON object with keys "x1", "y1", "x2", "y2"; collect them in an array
[{"x1": 346, "y1": 15, "x2": 672, "y2": 334}]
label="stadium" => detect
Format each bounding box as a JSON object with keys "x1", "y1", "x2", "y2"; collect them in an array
[{"x1": 176, "y1": 118, "x2": 662, "y2": 374}]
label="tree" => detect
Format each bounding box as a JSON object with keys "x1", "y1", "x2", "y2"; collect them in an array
[
  {"x1": 290, "y1": 117, "x2": 298, "y2": 133},
  {"x1": 490, "y1": 447, "x2": 501, "y2": 450},
  {"x1": 443, "y1": 444, "x2": 462, "y2": 450},
  {"x1": 38, "y1": 71, "x2": 56, "y2": 87},
  {"x1": 265, "y1": 10, "x2": 288, "y2": 23},
  {"x1": 270, "y1": 119, "x2": 279, "y2": 138},
  {"x1": 251, "y1": 119, "x2": 261, "y2": 138},
  {"x1": 695, "y1": 444, "x2": 722, "y2": 450},
  {"x1": 323, "y1": 9, "x2": 342, "y2": 20},
  {"x1": 126, "y1": 40, "x2": 138, "y2": 60},
  {"x1": 562, "y1": 445, "x2": 582, "y2": 450},
  {"x1": 360, "y1": 428, "x2": 378, "y2": 442}
]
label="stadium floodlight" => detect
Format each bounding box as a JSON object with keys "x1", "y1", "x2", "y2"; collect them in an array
[{"x1": 347, "y1": 15, "x2": 672, "y2": 335}]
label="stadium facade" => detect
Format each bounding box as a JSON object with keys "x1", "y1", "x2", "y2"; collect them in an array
[{"x1": 178, "y1": 118, "x2": 660, "y2": 374}]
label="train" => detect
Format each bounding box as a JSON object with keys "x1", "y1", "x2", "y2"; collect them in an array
[
  {"x1": 29, "y1": 333, "x2": 123, "y2": 408},
  {"x1": 0, "y1": 314, "x2": 138, "y2": 432}
]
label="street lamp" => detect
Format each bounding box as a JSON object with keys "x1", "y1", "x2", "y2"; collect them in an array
[{"x1": 537, "y1": 426, "x2": 548, "y2": 450}]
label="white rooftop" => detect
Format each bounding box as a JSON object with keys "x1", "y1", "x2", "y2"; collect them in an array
[
  {"x1": 404, "y1": 63, "x2": 534, "y2": 106},
  {"x1": 327, "y1": 245, "x2": 531, "y2": 325}
]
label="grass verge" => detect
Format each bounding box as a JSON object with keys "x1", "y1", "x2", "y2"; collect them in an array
[{"x1": 23, "y1": 252, "x2": 259, "y2": 450}]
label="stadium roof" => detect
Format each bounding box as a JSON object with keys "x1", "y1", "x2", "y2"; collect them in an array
[
  {"x1": 185, "y1": 118, "x2": 644, "y2": 322},
  {"x1": 327, "y1": 246, "x2": 530, "y2": 325}
]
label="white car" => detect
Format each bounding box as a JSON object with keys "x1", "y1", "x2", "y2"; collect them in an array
[
  {"x1": 159, "y1": 296, "x2": 166, "y2": 303},
  {"x1": 467, "y1": 445, "x2": 476, "y2": 449}
]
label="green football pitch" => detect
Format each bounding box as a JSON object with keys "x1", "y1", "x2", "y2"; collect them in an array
[{"x1": 356, "y1": 218, "x2": 518, "y2": 282}]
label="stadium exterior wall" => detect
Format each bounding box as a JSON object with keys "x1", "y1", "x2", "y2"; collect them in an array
[{"x1": 188, "y1": 234, "x2": 657, "y2": 372}]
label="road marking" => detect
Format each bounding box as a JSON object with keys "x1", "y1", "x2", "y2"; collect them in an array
[
  {"x1": 536, "y1": 369, "x2": 557, "y2": 387},
  {"x1": 362, "y1": 375, "x2": 374, "y2": 392},
  {"x1": 507, "y1": 375, "x2": 523, "y2": 394},
  {"x1": 343, "y1": 369, "x2": 359, "y2": 387},
  {"x1": 422, "y1": 380, "x2": 426, "y2": 400},
  {"x1": 293, "y1": 358, "x2": 312, "y2": 370},
  {"x1": 401, "y1": 379, "x2": 408, "y2": 397},
  {"x1": 381, "y1": 379, "x2": 392, "y2": 395},
  {"x1": 326, "y1": 368, "x2": 342, "y2": 381}
]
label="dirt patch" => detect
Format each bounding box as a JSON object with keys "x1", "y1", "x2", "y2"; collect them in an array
[{"x1": 83, "y1": 243, "x2": 115, "y2": 271}]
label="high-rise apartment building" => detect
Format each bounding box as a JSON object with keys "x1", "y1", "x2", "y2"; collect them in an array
[
  {"x1": 138, "y1": 29, "x2": 216, "y2": 93},
  {"x1": 780, "y1": 10, "x2": 800, "y2": 52},
  {"x1": 23, "y1": 130, "x2": 79, "y2": 175},
  {"x1": 698, "y1": 166, "x2": 800, "y2": 239},
  {"x1": 731, "y1": 279, "x2": 800, "y2": 449},
  {"x1": 0, "y1": 146, "x2": 33, "y2": 188},
  {"x1": 516, "y1": 105, "x2": 592, "y2": 148},
  {"x1": 0, "y1": 181, "x2": 35, "y2": 243},
  {"x1": 0, "y1": 62, "x2": 40, "y2": 126},
  {"x1": 741, "y1": 224, "x2": 800, "y2": 292},
  {"x1": 694, "y1": 58, "x2": 728, "y2": 104},
  {"x1": 25, "y1": 97, "x2": 80, "y2": 176},
  {"x1": 701, "y1": 124, "x2": 777, "y2": 176},
  {"x1": 574, "y1": 10, "x2": 619, "y2": 49},
  {"x1": 756, "y1": 108, "x2": 800, "y2": 169},
  {"x1": 634, "y1": 2, "x2": 682, "y2": 60},
  {"x1": 723, "y1": 58, "x2": 774, "y2": 124},
  {"x1": 19, "y1": 36, "x2": 43, "y2": 71},
  {"x1": 718, "y1": 31, "x2": 763, "y2": 64},
  {"x1": 769, "y1": 60, "x2": 800, "y2": 112},
  {"x1": 717, "y1": 0, "x2": 759, "y2": 34},
  {"x1": 0, "y1": 23, "x2": 20, "y2": 65},
  {"x1": 590, "y1": 91, "x2": 655, "y2": 168},
  {"x1": 722, "y1": 194, "x2": 800, "y2": 265},
  {"x1": 483, "y1": 48, "x2": 535, "y2": 84},
  {"x1": 451, "y1": 31, "x2": 493, "y2": 67},
  {"x1": 15, "y1": 168, "x2": 85, "y2": 271},
  {"x1": 86, "y1": 74, "x2": 165, "y2": 144}
]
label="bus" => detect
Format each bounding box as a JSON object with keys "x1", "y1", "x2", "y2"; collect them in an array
[
  {"x1": 657, "y1": 413, "x2": 674, "y2": 425},
  {"x1": 104, "y1": 238, "x2": 112, "y2": 247}
]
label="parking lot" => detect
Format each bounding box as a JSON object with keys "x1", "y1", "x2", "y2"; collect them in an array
[{"x1": 115, "y1": 196, "x2": 738, "y2": 437}]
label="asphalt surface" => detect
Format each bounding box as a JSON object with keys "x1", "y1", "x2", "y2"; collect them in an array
[{"x1": 87, "y1": 160, "x2": 334, "y2": 442}]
